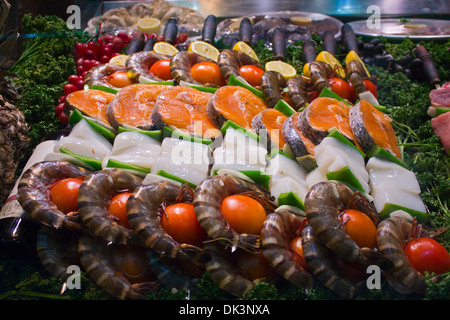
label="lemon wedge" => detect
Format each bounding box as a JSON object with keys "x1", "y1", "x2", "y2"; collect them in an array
[
  {"x1": 137, "y1": 17, "x2": 161, "y2": 34},
  {"x1": 316, "y1": 51, "x2": 346, "y2": 78},
  {"x1": 265, "y1": 60, "x2": 297, "y2": 79},
  {"x1": 303, "y1": 63, "x2": 310, "y2": 77},
  {"x1": 109, "y1": 54, "x2": 129, "y2": 67},
  {"x1": 345, "y1": 50, "x2": 370, "y2": 77},
  {"x1": 153, "y1": 41, "x2": 179, "y2": 56},
  {"x1": 232, "y1": 41, "x2": 259, "y2": 61},
  {"x1": 188, "y1": 40, "x2": 220, "y2": 62}
]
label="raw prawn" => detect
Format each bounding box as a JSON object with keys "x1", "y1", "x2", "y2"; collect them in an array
[
  {"x1": 125, "y1": 50, "x2": 171, "y2": 83},
  {"x1": 260, "y1": 70, "x2": 287, "y2": 108},
  {"x1": 84, "y1": 63, "x2": 129, "y2": 89},
  {"x1": 170, "y1": 51, "x2": 217, "y2": 86},
  {"x1": 193, "y1": 174, "x2": 277, "y2": 252},
  {"x1": 218, "y1": 49, "x2": 262, "y2": 82},
  {"x1": 308, "y1": 60, "x2": 333, "y2": 93},
  {"x1": 261, "y1": 208, "x2": 315, "y2": 290},
  {"x1": 286, "y1": 76, "x2": 311, "y2": 111},
  {"x1": 17, "y1": 161, "x2": 91, "y2": 231},
  {"x1": 346, "y1": 59, "x2": 369, "y2": 97},
  {"x1": 77, "y1": 168, "x2": 143, "y2": 245}
]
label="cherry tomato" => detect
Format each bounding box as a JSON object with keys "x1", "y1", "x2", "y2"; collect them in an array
[
  {"x1": 108, "y1": 192, "x2": 132, "y2": 229},
  {"x1": 405, "y1": 237, "x2": 450, "y2": 276},
  {"x1": 190, "y1": 62, "x2": 226, "y2": 87},
  {"x1": 221, "y1": 194, "x2": 267, "y2": 235},
  {"x1": 234, "y1": 249, "x2": 275, "y2": 281},
  {"x1": 160, "y1": 203, "x2": 207, "y2": 246},
  {"x1": 49, "y1": 178, "x2": 83, "y2": 213},
  {"x1": 107, "y1": 71, "x2": 134, "y2": 88},
  {"x1": 67, "y1": 74, "x2": 82, "y2": 85},
  {"x1": 340, "y1": 209, "x2": 377, "y2": 249},
  {"x1": 63, "y1": 83, "x2": 78, "y2": 95},
  {"x1": 289, "y1": 235, "x2": 309, "y2": 271},
  {"x1": 149, "y1": 59, "x2": 173, "y2": 80},
  {"x1": 238, "y1": 65, "x2": 264, "y2": 87},
  {"x1": 348, "y1": 79, "x2": 378, "y2": 102},
  {"x1": 329, "y1": 77, "x2": 352, "y2": 101}
]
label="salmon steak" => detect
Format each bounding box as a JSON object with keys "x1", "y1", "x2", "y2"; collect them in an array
[
  {"x1": 106, "y1": 84, "x2": 170, "y2": 130},
  {"x1": 251, "y1": 108, "x2": 287, "y2": 150},
  {"x1": 207, "y1": 85, "x2": 267, "y2": 130},
  {"x1": 298, "y1": 97, "x2": 359, "y2": 148},
  {"x1": 151, "y1": 86, "x2": 221, "y2": 139},
  {"x1": 350, "y1": 100, "x2": 401, "y2": 158},
  {"x1": 282, "y1": 112, "x2": 316, "y2": 158},
  {"x1": 65, "y1": 89, "x2": 115, "y2": 126}
]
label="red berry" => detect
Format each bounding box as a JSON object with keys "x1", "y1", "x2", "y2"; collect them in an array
[
  {"x1": 105, "y1": 42, "x2": 118, "y2": 53},
  {"x1": 91, "y1": 60, "x2": 101, "y2": 68},
  {"x1": 83, "y1": 49, "x2": 96, "y2": 60},
  {"x1": 82, "y1": 59, "x2": 93, "y2": 71},
  {"x1": 74, "y1": 79, "x2": 85, "y2": 90},
  {"x1": 76, "y1": 65, "x2": 84, "y2": 76},
  {"x1": 74, "y1": 42, "x2": 86, "y2": 56},
  {"x1": 75, "y1": 57, "x2": 84, "y2": 66},
  {"x1": 63, "y1": 83, "x2": 78, "y2": 95},
  {"x1": 177, "y1": 33, "x2": 188, "y2": 44},
  {"x1": 58, "y1": 95, "x2": 67, "y2": 103},
  {"x1": 87, "y1": 41, "x2": 99, "y2": 53},
  {"x1": 81, "y1": 71, "x2": 88, "y2": 78},
  {"x1": 55, "y1": 102, "x2": 65, "y2": 117},
  {"x1": 67, "y1": 74, "x2": 81, "y2": 85},
  {"x1": 58, "y1": 112, "x2": 69, "y2": 125},
  {"x1": 96, "y1": 38, "x2": 104, "y2": 48},
  {"x1": 101, "y1": 46, "x2": 113, "y2": 57},
  {"x1": 111, "y1": 37, "x2": 124, "y2": 51},
  {"x1": 117, "y1": 31, "x2": 129, "y2": 43},
  {"x1": 110, "y1": 52, "x2": 120, "y2": 58},
  {"x1": 100, "y1": 55, "x2": 110, "y2": 63},
  {"x1": 103, "y1": 34, "x2": 114, "y2": 43}
]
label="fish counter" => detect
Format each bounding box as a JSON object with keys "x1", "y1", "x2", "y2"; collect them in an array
[{"x1": 0, "y1": 0, "x2": 449, "y2": 304}]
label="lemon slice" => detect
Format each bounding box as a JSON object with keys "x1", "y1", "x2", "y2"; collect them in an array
[
  {"x1": 291, "y1": 16, "x2": 312, "y2": 26},
  {"x1": 316, "y1": 51, "x2": 346, "y2": 78},
  {"x1": 109, "y1": 54, "x2": 129, "y2": 66},
  {"x1": 232, "y1": 41, "x2": 259, "y2": 61},
  {"x1": 188, "y1": 40, "x2": 220, "y2": 62},
  {"x1": 345, "y1": 50, "x2": 371, "y2": 77},
  {"x1": 153, "y1": 41, "x2": 179, "y2": 56},
  {"x1": 137, "y1": 17, "x2": 161, "y2": 34},
  {"x1": 265, "y1": 60, "x2": 297, "y2": 79},
  {"x1": 303, "y1": 63, "x2": 310, "y2": 77}
]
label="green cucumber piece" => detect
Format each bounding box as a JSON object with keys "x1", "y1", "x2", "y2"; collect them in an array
[
  {"x1": 277, "y1": 192, "x2": 305, "y2": 210},
  {"x1": 69, "y1": 109, "x2": 116, "y2": 142},
  {"x1": 296, "y1": 154, "x2": 317, "y2": 172},
  {"x1": 106, "y1": 159, "x2": 151, "y2": 174},
  {"x1": 118, "y1": 126, "x2": 162, "y2": 142},
  {"x1": 228, "y1": 74, "x2": 265, "y2": 100},
  {"x1": 436, "y1": 107, "x2": 450, "y2": 116},
  {"x1": 220, "y1": 120, "x2": 259, "y2": 142},
  {"x1": 162, "y1": 126, "x2": 214, "y2": 145},
  {"x1": 319, "y1": 87, "x2": 352, "y2": 107},
  {"x1": 138, "y1": 76, "x2": 175, "y2": 86},
  {"x1": 186, "y1": 85, "x2": 218, "y2": 94},
  {"x1": 326, "y1": 166, "x2": 365, "y2": 193},
  {"x1": 59, "y1": 148, "x2": 103, "y2": 171},
  {"x1": 156, "y1": 170, "x2": 197, "y2": 188},
  {"x1": 380, "y1": 203, "x2": 428, "y2": 223},
  {"x1": 366, "y1": 145, "x2": 408, "y2": 169},
  {"x1": 327, "y1": 128, "x2": 366, "y2": 157},
  {"x1": 274, "y1": 99, "x2": 297, "y2": 116},
  {"x1": 267, "y1": 148, "x2": 295, "y2": 161},
  {"x1": 372, "y1": 104, "x2": 387, "y2": 112},
  {"x1": 90, "y1": 85, "x2": 119, "y2": 94}
]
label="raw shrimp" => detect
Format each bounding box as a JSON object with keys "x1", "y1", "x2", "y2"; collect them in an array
[
  {"x1": 170, "y1": 51, "x2": 216, "y2": 86},
  {"x1": 286, "y1": 76, "x2": 311, "y2": 111},
  {"x1": 125, "y1": 50, "x2": 171, "y2": 83},
  {"x1": 346, "y1": 59, "x2": 369, "y2": 97},
  {"x1": 376, "y1": 216, "x2": 426, "y2": 295},
  {"x1": 301, "y1": 224, "x2": 366, "y2": 299},
  {"x1": 304, "y1": 181, "x2": 386, "y2": 266},
  {"x1": 193, "y1": 174, "x2": 277, "y2": 252},
  {"x1": 260, "y1": 70, "x2": 287, "y2": 108},
  {"x1": 84, "y1": 63, "x2": 128, "y2": 89},
  {"x1": 17, "y1": 161, "x2": 91, "y2": 231},
  {"x1": 126, "y1": 181, "x2": 209, "y2": 263},
  {"x1": 308, "y1": 60, "x2": 333, "y2": 93},
  {"x1": 78, "y1": 233, "x2": 159, "y2": 300},
  {"x1": 261, "y1": 208, "x2": 315, "y2": 290},
  {"x1": 218, "y1": 49, "x2": 262, "y2": 82},
  {"x1": 77, "y1": 168, "x2": 143, "y2": 245}
]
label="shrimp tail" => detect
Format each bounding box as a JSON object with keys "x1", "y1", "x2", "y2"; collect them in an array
[
  {"x1": 126, "y1": 282, "x2": 160, "y2": 300},
  {"x1": 179, "y1": 243, "x2": 211, "y2": 264},
  {"x1": 359, "y1": 247, "x2": 394, "y2": 270}
]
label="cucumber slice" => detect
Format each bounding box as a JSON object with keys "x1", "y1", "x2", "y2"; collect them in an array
[
  {"x1": 296, "y1": 154, "x2": 317, "y2": 172},
  {"x1": 267, "y1": 147, "x2": 295, "y2": 161},
  {"x1": 366, "y1": 145, "x2": 408, "y2": 169},
  {"x1": 138, "y1": 75, "x2": 175, "y2": 86},
  {"x1": 220, "y1": 120, "x2": 259, "y2": 142},
  {"x1": 59, "y1": 147, "x2": 103, "y2": 171},
  {"x1": 156, "y1": 170, "x2": 197, "y2": 188},
  {"x1": 69, "y1": 109, "x2": 116, "y2": 142},
  {"x1": 327, "y1": 128, "x2": 366, "y2": 157},
  {"x1": 319, "y1": 87, "x2": 352, "y2": 107},
  {"x1": 277, "y1": 192, "x2": 305, "y2": 210},
  {"x1": 90, "y1": 85, "x2": 119, "y2": 94},
  {"x1": 380, "y1": 203, "x2": 429, "y2": 223},
  {"x1": 372, "y1": 104, "x2": 387, "y2": 112},
  {"x1": 106, "y1": 158, "x2": 151, "y2": 174},
  {"x1": 274, "y1": 99, "x2": 297, "y2": 116},
  {"x1": 326, "y1": 165, "x2": 365, "y2": 193},
  {"x1": 118, "y1": 126, "x2": 162, "y2": 142},
  {"x1": 163, "y1": 126, "x2": 214, "y2": 145},
  {"x1": 179, "y1": 80, "x2": 218, "y2": 94},
  {"x1": 228, "y1": 74, "x2": 265, "y2": 100}
]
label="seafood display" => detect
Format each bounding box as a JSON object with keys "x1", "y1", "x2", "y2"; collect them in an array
[{"x1": 4, "y1": 8, "x2": 450, "y2": 302}]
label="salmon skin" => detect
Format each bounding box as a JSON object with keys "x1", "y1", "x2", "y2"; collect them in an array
[
  {"x1": 151, "y1": 86, "x2": 221, "y2": 139},
  {"x1": 282, "y1": 112, "x2": 316, "y2": 158},
  {"x1": 251, "y1": 108, "x2": 287, "y2": 151},
  {"x1": 350, "y1": 100, "x2": 401, "y2": 158},
  {"x1": 65, "y1": 89, "x2": 116, "y2": 126},
  {"x1": 106, "y1": 84, "x2": 171, "y2": 131},
  {"x1": 207, "y1": 85, "x2": 267, "y2": 131}
]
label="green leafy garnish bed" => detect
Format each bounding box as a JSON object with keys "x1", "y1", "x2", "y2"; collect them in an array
[{"x1": 1, "y1": 15, "x2": 449, "y2": 301}]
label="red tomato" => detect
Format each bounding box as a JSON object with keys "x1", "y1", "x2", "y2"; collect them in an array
[
  {"x1": 405, "y1": 237, "x2": 450, "y2": 276},
  {"x1": 238, "y1": 65, "x2": 264, "y2": 87},
  {"x1": 289, "y1": 235, "x2": 309, "y2": 271},
  {"x1": 107, "y1": 71, "x2": 134, "y2": 88},
  {"x1": 108, "y1": 192, "x2": 132, "y2": 228},
  {"x1": 190, "y1": 62, "x2": 226, "y2": 87},
  {"x1": 340, "y1": 209, "x2": 378, "y2": 249},
  {"x1": 221, "y1": 194, "x2": 267, "y2": 235},
  {"x1": 329, "y1": 77, "x2": 352, "y2": 101},
  {"x1": 234, "y1": 249, "x2": 275, "y2": 281},
  {"x1": 149, "y1": 59, "x2": 173, "y2": 80},
  {"x1": 160, "y1": 203, "x2": 207, "y2": 246},
  {"x1": 348, "y1": 79, "x2": 378, "y2": 102},
  {"x1": 49, "y1": 178, "x2": 83, "y2": 213}
]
